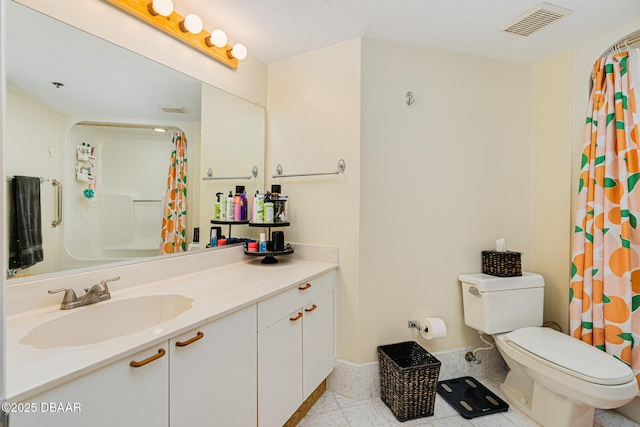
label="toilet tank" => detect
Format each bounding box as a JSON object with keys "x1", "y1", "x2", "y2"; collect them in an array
[{"x1": 458, "y1": 272, "x2": 544, "y2": 334}]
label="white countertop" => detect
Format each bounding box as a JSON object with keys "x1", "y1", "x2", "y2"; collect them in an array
[{"x1": 6, "y1": 255, "x2": 337, "y2": 402}]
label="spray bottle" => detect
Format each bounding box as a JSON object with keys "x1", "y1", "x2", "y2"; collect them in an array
[{"x1": 214, "y1": 192, "x2": 223, "y2": 221}]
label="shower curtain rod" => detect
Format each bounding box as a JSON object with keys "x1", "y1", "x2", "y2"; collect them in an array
[
  {"x1": 606, "y1": 34, "x2": 640, "y2": 55},
  {"x1": 75, "y1": 122, "x2": 179, "y2": 131}
]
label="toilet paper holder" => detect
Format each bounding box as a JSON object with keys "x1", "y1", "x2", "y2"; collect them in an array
[{"x1": 407, "y1": 320, "x2": 428, "y2": 333}]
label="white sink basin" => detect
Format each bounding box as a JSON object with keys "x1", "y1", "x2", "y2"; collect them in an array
[{"x1": 21, "y1": 294, "x2": 193, "y2": 348}]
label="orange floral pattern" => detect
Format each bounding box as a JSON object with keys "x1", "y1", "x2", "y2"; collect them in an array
[
  {"x1": 159, "y1": 131, "x2": 187, "y2": 254},
  {"x1": 570, "y1": 52, "x2": 640, "y2": 385}
]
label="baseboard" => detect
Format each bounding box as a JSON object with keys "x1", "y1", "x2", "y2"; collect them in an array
[
  {"x1": 283, "y1": 380, "x2": 327, "y2": 427},
  {"x1": 327, "y1": 345, "x2": 507, "y2": 400}
]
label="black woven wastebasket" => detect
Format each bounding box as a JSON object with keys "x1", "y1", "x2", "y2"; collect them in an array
[{"x1": 377, "y1": 341, "x2": 441, "y2": 422}]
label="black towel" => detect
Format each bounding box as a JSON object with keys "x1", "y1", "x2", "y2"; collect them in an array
[{"x1": 9, "y1": 176, "x2": 44, "y2": 269}]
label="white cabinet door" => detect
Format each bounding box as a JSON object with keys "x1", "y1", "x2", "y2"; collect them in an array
[
  {"x1": 302, "y1": 290, "x2": 335, "y2": 399},
  {"x1": 170, "y1": 305, "x2": 257, "y2": 427},
  {"x1": 9, "y1": 343, "x2": 169, "y2": 427},
  {"x1": 258, "y1": 308, "x2": 303, "y2": 427}
]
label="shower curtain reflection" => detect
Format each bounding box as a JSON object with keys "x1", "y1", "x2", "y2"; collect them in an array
[{"x1": 159, "y1": 131, "x2": 188, "y2": 254}]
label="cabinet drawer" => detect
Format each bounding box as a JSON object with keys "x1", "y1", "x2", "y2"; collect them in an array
[{"x1": 258, "y1": 272, "x2": 334, "y2": 331}]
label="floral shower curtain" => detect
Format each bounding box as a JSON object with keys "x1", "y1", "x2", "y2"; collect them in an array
[
  {"x1": 159, "y1": 131, "x2": 187, "y2": 254},
  {"x1": 570, "y1": 50, "x2": 640, "y2": 385}
]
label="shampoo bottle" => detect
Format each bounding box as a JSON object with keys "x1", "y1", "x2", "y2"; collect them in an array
[
  {"x1": 234, "y1": 186, "x2": 242, "y2": 222},
  {"x1": 252, "y1": 191, "x2": 264, "y2": 223},
  {"x1": 226, "y1": 191, "x2": 235, "y2": 221},
  {"x1": 220, "y1": 192, "x2": 227, "y2": 221},
  {"x1": 242, "y1": 191, "x2": 248, "y2": 220},
  {"x1": 235, "y1": 185, "x2": 247, "y2": 221}
]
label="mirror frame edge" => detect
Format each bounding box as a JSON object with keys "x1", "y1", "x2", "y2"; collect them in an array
[{"x1": 1, "y1": 0, "x2": 7, "y2": 404}]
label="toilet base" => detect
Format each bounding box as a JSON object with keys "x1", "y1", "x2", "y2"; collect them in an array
[{"x1": 500, "y1": 366, "x2": 594, "y2": 427}]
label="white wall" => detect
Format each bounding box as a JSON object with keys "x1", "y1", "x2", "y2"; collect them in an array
[{"x1": 268, "y1": 38, "x2": 534, "y2": 364}]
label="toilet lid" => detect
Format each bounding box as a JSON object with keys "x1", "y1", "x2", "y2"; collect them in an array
[{"x1": 504, "y1": 327, "x2": 635, "y2": 386}]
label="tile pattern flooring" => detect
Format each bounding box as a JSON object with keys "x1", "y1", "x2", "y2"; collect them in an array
[{"x1": 299, "y1": 373, "x2": 640, "y2": 427}]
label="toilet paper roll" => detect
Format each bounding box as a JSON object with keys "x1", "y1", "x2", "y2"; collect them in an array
[{"x1": 419, "y1": 317, "x2": 447, "y2": 340}]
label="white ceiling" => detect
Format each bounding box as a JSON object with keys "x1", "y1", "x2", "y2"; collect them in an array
[
  {"x1": 7, "y1": 1, "x2": 202, "y2": 122},
  {"x1": 175, "y1": 0, "x2": 640, "y2": 64},
  {"x1": 7, "y1": 1, "x2": 640, "y2": 122}
]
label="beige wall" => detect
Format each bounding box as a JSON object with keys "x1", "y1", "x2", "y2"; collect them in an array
[
  {"x1": 198, "y1": 84, "x2": 266, "y2": 242},
  {"x1": 359, "y1": 40, "x2": 533, "y2": 362},
  {"x1": 268, "y1": 38, "x2": 534, "y2": 363},
  {"x1": 532, "y1": 50, "x2": 573, "y2": 332},
  {"x1": 268, "y1": 39, "x2": 362, "y2": 362},
  {"x1": 5, "y1": 91, "x2": 59, "y2": 276}
]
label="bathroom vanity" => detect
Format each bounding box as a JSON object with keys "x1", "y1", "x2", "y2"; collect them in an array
[{"x1": 5, "y1": 245, "x2": 338, "y2": 427}]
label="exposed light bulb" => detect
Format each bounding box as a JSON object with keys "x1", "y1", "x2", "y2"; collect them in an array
[
  {"x1": 206, "y1": 29, "x2": 228, "y2": 48},
  {"x1": 147, "y1": 0, "x2": 174, "y2": 17},
  {"x1": 180, "y1": 14, "x2": 204, "y2": 34},
  {"x1": 230, "y1": 43, "x2": 248, "y2": 60}
]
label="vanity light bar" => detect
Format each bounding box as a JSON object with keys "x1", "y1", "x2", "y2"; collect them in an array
[{"x1": 103, "y1": 0, "x2": 244, "y2": 69}]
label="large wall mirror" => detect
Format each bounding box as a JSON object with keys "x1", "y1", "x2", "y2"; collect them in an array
[{"x1": 4, "y1": 1, "x2": 266, "y2": 282}]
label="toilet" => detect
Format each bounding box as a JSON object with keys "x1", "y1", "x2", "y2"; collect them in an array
[{"x1": 459, "y1": 272, "x2": 638, "y2": 427}]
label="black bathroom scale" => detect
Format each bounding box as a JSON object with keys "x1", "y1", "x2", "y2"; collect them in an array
[{"x1": 436, "y1": 376, "x2": 509, "y2": 419}]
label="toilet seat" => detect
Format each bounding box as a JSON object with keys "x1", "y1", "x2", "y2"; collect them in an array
[{"x1": 504, "y1": 327, "x2": 634, "y2": 386}]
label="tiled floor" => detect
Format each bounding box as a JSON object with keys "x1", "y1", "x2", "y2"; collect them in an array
[{"x1": 299, "y1": 373, "x2": 640, "y2": 427}]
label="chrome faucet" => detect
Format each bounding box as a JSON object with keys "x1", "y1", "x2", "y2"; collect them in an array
[{"x1": 48, "y1": 276, "x2": 120, "y2": 310}]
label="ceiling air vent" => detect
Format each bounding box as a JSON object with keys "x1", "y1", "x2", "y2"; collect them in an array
[
  {"x1": 161, "y1": 106, "x2": 188, "y2": 114},
  {"x1": 502, "y1": 2, "x2": 572, "y2": 37}
]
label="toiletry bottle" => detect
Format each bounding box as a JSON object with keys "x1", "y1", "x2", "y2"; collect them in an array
[
  {"x1": 226, "y1": 191, "x2": 235, "y2": 221},
  {"x1": 271, "y1": 184, "x2": 287, "y2": 222},
  {"x1": 214, "y1": 192, "x2": 223, "y2": 221},
  {"x1": 234, "y1": 186, "x2": 242, "y2": 222},
  {"x1": 210, "y1": 227, "x2": 218, "y2": 247},
  {"x1": 252, "y1": 191, "x2": 258, "y2": 223},
  {"x1": 264, "y1": 192, "x2": 274, "y2": 223},
  {"x1": 220, "y1": 191, "x2": 227, "y2": 221},
  {"x1": 242, "y1": 189, "x2": 248, "y2": 220},
  {"x1": 235, "y1": 185, "x2": 247, "y2": 221},
  {"x1": 253, "y1": 192, "x2": 264, "y2": 223},
  {"x1": 259, "y1": 232, "x2": 267, "y2": 253}
]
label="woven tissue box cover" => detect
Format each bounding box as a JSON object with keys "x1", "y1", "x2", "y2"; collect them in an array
[{"x1": 481, "y1": 250, "x2": 522, "y2": 277}]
